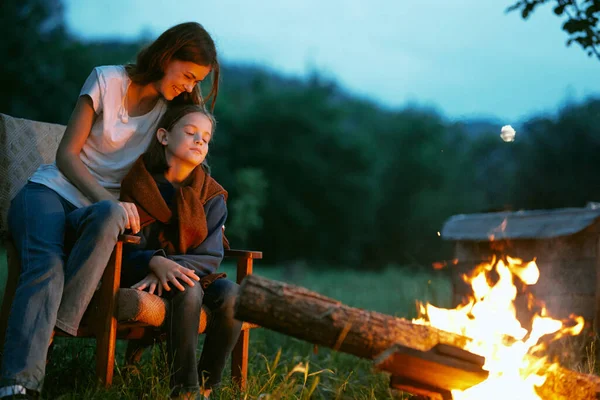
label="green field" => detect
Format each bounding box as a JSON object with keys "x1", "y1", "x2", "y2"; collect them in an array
[{"x1": 0, "y1": 247, "x2": 455, "y2": 399}]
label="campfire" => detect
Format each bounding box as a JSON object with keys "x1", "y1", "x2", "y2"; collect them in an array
[
  {"x1": 412, "y1": 255, "x2": 586, "y2": 399},
  {"x1": 235, "y1": 258, "x2": 600, "y2": 399}
]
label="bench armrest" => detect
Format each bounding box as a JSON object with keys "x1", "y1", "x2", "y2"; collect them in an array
[
  {"x1": 118, "y1": 234, "x2": 141, "y2": 244},
  {"x1": 224, "y1": 249, "x2": 262, "y2": 259},
  {"x1": 224, "y1": 249, "x2": 262, "y2": 284}
]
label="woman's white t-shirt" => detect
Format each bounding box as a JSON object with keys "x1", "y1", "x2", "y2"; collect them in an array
[{"x1": 30, "y1": 65, "x2": 167, "y2": 208}]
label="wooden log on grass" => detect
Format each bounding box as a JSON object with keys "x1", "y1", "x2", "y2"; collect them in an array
[{"x1": 235, "y1": 274, "x2": 600, "y2": 400}]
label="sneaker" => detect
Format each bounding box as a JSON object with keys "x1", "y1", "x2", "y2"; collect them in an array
[{"x1": 0, "y1": 385, "x2": 39, "y2": 399}]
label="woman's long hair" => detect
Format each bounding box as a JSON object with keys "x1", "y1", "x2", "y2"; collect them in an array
[{"x1": 125, "y1": 22, "x2": 220, "y2": 111}]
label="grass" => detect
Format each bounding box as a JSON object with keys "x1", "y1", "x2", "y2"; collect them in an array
[
  {"x1": 0, "y1": 246, "x2": 455, "y2": 399},
  {"x1": 2, "y1": 247, "x2": 599, "y2": 398}
]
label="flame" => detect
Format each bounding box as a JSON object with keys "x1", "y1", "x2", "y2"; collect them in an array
[{"x1": 413, "y1": 256, "x2": 585, "y2": 399}]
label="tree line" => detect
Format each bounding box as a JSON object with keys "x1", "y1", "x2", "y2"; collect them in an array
[{"x1": 2, "y1": 0, "x2": 600, "y2": 268}]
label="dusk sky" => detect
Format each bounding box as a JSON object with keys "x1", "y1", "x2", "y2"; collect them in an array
[{"x1": 64, "y1": 0, "x2": 600, "y2": 123}]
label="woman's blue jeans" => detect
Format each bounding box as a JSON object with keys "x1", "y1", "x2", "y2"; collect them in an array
[{"x1": 1, "y1": 182, "x2": 127, "y2": 391}]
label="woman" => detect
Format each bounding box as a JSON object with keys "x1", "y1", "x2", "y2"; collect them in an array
[
  {"x1": 120, "y1": 103, "x2": 241, "y2": 399},
  {"x1": 1, "y1": 22, "x2": 220, "y2": 399}
]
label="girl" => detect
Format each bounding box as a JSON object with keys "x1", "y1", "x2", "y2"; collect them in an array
[
  {"x1": 1, "y1": 22, "x2": 220, "y2": 399},
  {"x1": 120, "y1": 104, "x2": 241, "y2": 400}
]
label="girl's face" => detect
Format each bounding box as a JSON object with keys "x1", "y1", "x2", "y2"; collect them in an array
[
  {"x1": 158, "y1": 112, "x2": 212, "y2": 168},
  {"x1": 156, "y1": 60, "x2": 211, "y2": 100}
]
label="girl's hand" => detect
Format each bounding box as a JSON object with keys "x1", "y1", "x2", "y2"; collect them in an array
[
  {"x1": 118, "y1": 201, "x2": 141, "y2": 234},
  {"x1": 148, "y1": 256, "x2": 200, "y2": 292},
  {"x1": 132, "y1": 272, "x2": 163, "y2": 296}
]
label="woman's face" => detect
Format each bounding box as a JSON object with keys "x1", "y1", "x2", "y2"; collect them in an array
[
  {"x1": 156, "y1": 60, "x2": 211, "y2": 100},
  {"x1": 159, "y1": 112, "x2": 212, "y2": 168}
]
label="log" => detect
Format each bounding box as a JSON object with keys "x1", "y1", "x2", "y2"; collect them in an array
[
  {"x1": 375, "y1": 343, "x2": 488, "y2": 399},
  {"x1": 235, "y1": 274, "x2": 600, "y2": 400}
]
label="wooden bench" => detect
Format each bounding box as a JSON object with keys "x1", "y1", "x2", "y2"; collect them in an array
[{"x1": 0, "y1": 113, "x2": 260, "y2": 389}]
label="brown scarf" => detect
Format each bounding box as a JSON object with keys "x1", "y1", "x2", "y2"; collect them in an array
[{"x1": 120, "y1": 158, "x2": 229, "y2": 254}]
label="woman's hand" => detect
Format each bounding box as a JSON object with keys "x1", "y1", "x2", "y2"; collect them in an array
[
  {"x1": 118, "y1": 201, "x2": 141, "y2": 234},
  {"x1": 148, "y1": 256, "x2": 200, "y2": 292},
  {"x1": 132, "y1": 272, "x2": 163, "y2": 296}
]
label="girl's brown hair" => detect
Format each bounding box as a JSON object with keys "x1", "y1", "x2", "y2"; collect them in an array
[
  {"x1": 125, "y1": 22, "x2": 220, "y2": 111},
  {"x1": 143, "y1": 104, "x2": 216, "y2": 175}
]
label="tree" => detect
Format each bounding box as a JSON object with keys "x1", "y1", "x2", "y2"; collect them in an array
[
  {"x1": 226, "y1": 168, "x2": 268, "y2": 246},
  {"x1": 0, "y1": 0, "x2": 73, "y2": 121},
  {"x1": 0, "y1": 0, "x2": 142, "y2": 123},
  {"x1": 212, "y1": 76, "x2": 378, "y2": 265},
  {"x1": 510, "y1": 99, "x2": 600, "y2": 210},
  {"x1": 508, "y1": 0, "x2": 600, "y2": 60}
]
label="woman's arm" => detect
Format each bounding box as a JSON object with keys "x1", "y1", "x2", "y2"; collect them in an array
[
  {"x1": 56, "y1": 95, "x2": 140, "y2": 232},
  {"x1": 56, "y1": 95, "x2": 114, "y2": 203}
]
